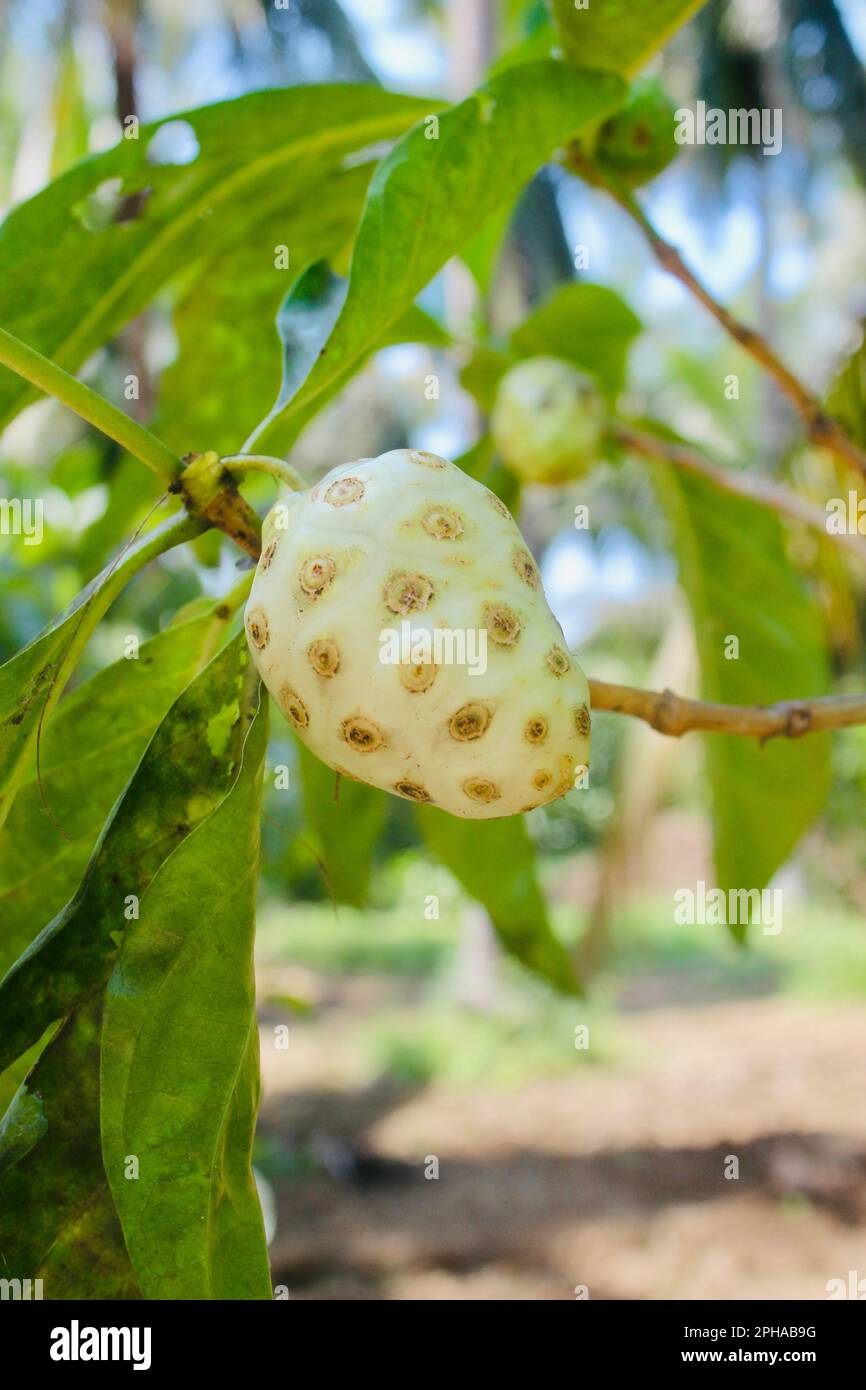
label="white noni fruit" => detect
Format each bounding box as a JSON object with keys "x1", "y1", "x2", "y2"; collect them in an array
[
  {"x1": 491, "y1": 355, "x2": 606, "y2": 484},
  {"x1": 245, "y1": 448, "x2": 591, "y2": 819}
]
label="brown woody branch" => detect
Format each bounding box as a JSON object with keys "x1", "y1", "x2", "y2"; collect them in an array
[
  {"x1": 611, "y1": 421, "x2": 866, "y2": 563},
  {"x1": 580, "y1": 160, "x2": 866, "y2": 480},
  {"x1": 590, "y1": 678, "x2": 866, "y2": 741}
]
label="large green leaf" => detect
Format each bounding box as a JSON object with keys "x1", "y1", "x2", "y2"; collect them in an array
[
  {"x1": 656, "y1": 467, "x2": 832, "y2": 918},
  {"x1": 156, "y1": 162, "x2": 375, "y2": 459},
  {"x1": 0, "y1": 633, "x2": 255, "y2": 1073},
  {"x1": 248, "y1": 259, "x2": 449, "y2": 453},
  {"x1": 100, "y1": 676, "x2": 269, "y2": 1300},
  {"x1": 0, "y1": 1003, "x2": 140, "y2": 1298},
  {"x1": 511, "y1": 281, "x2": 641, "y2": 398},
  {"x1": 250, "y1": 59, "x2": 625, "y2": 454},
  {"x1": 0, "y1": 636, "x2": 266, "y2": 1300},
  {"x1": 0, "y1": 85, "x2": 437, "y2": 430},
  {"x1": 0, "y1": 511, "x2": 202, "y2": 834},
  {"x1": 416, "y1": 806, "x2": 580, "y2": 995},
  {"x1": 549, "y1": 0, "x2": 708, "y2": 76},
  {"x1": 295, "y1": 739, "x2": 388, "y2": 908},
  {"x1": 0, "y1": 607, "x2": 232, "y2": 978}
]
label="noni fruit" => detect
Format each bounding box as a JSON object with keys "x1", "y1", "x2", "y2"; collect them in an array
[
  {"x1": 588, "y1": 78, "x2": 679, "y2": 190},
  {"x1": 567, "y1": 78, "x2": 679, "y2": 191},
  {"x1": 491, "y1": 355, "x2": 606, "y2": 484},
  {"x1": 245, "y1": 448, "x2": 590, "y2": 819}
]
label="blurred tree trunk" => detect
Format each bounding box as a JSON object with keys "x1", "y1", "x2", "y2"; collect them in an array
[
  {"x1": 578, "y1": 592, "x2": 699, "y2": 978},
  {"x1": 106, "y1": 0, "x2": 153, "y2": 422}
]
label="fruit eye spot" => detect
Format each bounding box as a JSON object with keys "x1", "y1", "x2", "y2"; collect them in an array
[
  {"x1": 575, "y1": 704, "x2": 591, "y2": 738},
  {"x1": 394, "y1": 780, "x2": 432, "y2": 802},
  {"x1": 533, "y1": 770, "x2": 552, "y2": 791},
  {"x1": 280, "y1": 687, "x2": 309, "y2": 730},
  {"x1": 514, "y1": 549, "x2": 539, "y2": 588},
  {"x1": 421, "y1": 505, "x2": 464, "y2": 540},
  {"x1": 410, "y1": 450, "x2": 448, "y2": 469},
  {"x1": 463, "y1": 777, "x2": 501, "y2": 804},
  {"x1": 525, "y1": 715, "x2": 548, "y2": 744},
  {"x1": 299, "y1": 555, "x2": 336, "y2": 597},
  {"x1": 384, "y1": 572, "x2": 434, "y2": 615},
  {"x1": 546, "y1": 645, "x2": 571, "y2": 676},
  {"x1": 308, "y1": 639, "x2": 340, "y2": 676},
  {"x1": 325, "y1": 476, "x2": 365, "y2": 506},
  {"x1": 340, "y1": 716, "x2": 384, "y2": 752},
  {"x1": 246, "y1": 608, "x2": 269, "y2": 648},
  {"x1": 483, "y1": 603, "x2": 521, "y2": 645},
  {"x1": 486, "y1": 490, "x2": 511, "y2": 519},
  {"x1": 260, "y1": 539, "x2": 279, "y2": 572},
  {"x1": 399, "y1": 662, "x2": 437, "y2": 692},
  {"x1": 449, "y1": 703, "x2": 492, "y2": 741}
]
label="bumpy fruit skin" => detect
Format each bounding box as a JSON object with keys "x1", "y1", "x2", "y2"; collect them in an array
[
  {"x1": 245, "y1": 449, "x2": 591, "y2": 819},
  {"x1": 492, "y1": 356, "x2": 606, "y2": 485},
  {"x1": 588, "y1": 78, "x2": 678, "y2": 190}
]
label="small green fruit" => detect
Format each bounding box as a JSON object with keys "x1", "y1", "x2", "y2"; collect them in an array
[
  {"x1": 491, "y1": 356, "x2": 606, "y2": 485},
  {"x1": 590, "y1": 78, "x2": 679, "y2": 190}
]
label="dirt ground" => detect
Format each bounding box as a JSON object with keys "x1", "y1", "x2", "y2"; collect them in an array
[{"x1": 259, "y1": 985, "x2": 866, "y2": 1301}]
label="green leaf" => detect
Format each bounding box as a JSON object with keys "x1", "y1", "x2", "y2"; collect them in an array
[
  {"x1": 0, "y1": 633, "x2": 256, "y2": 1074},
  {"x1": 826, "y1": 334, "x2": 866, "y2": 450},
  {"x1": 100, "y1": 674, "x2": 269, "y2": 1300},
  {"x1": 460, "y1": 345, "x2": 516, "y2": 413},
  {"x1": 655, "y1": 467, "x2": 832, "y2": 924},
  {"x1": 296, "y1": 739, "x2": 388, "y2": 908},
  {"x1": 0, "y1": 85, "x2": 438, "y2": 430},
  {"x1": 0, "y1": 1003, "x2": 140, "y2": 1298},
  {"x1": 455, "y1": 433, "x2": 522, "y2": 517},
  {"x1": 0, "y1": 511, "x2": 202, "y2": 835},
  {"x1": 511, "y1": 281, "x2": 641, "y2": 397},
  {"x1": 0, "y1": 608, "x2": 231, "y2": 979},
  {"x1": 416, "y1": 806, "x2": 580, "y2": 994},
  {"x1": 248, "y1": 259, "x2": 449, "y2": 454},
  {"x1": 548, "y1": 0, "x2": 708, "y2": 76},
  {"x1": 250, "y1": 59, "x2": 626, "y2": 454},
  {"x1": 460, "y1": 200, "x2": 515, "y2": 299},
  {"x1": 157, "y1": 162, "x2": 376, "y2": 458}
]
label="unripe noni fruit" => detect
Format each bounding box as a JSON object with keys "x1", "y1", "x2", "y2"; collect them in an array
[
  {"x1": 581, "y1": 78, "x2": 679, "y2": 190},
  {"x1": 245, "y1": 449, "x2": 590, "y2": 819},
  {"x1": 491, "y1": 355, "x2": 606, "y2": 485}
]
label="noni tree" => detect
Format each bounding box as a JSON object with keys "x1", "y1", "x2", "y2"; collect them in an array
[{"x1": 0, "y1": 0, "x2": 864, "y2": 1301}]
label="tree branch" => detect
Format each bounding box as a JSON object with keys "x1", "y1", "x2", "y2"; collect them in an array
[
  {"x1": 611, "y1": 420, "x2": 866, "y2": 564},
  {"x1": 590, "y1": 678, "x2": 866, "y2": 741},
  {"x1": 581, "y1": 162, "x2": 866, "y2": 479}
]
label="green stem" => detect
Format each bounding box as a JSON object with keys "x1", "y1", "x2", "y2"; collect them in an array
[
  {"x1": 0, "y1": 325, "x2": 182, "y2": 483},
  {"x1": 220, "y1": 454, "x2": 308, "y2": 492}
]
